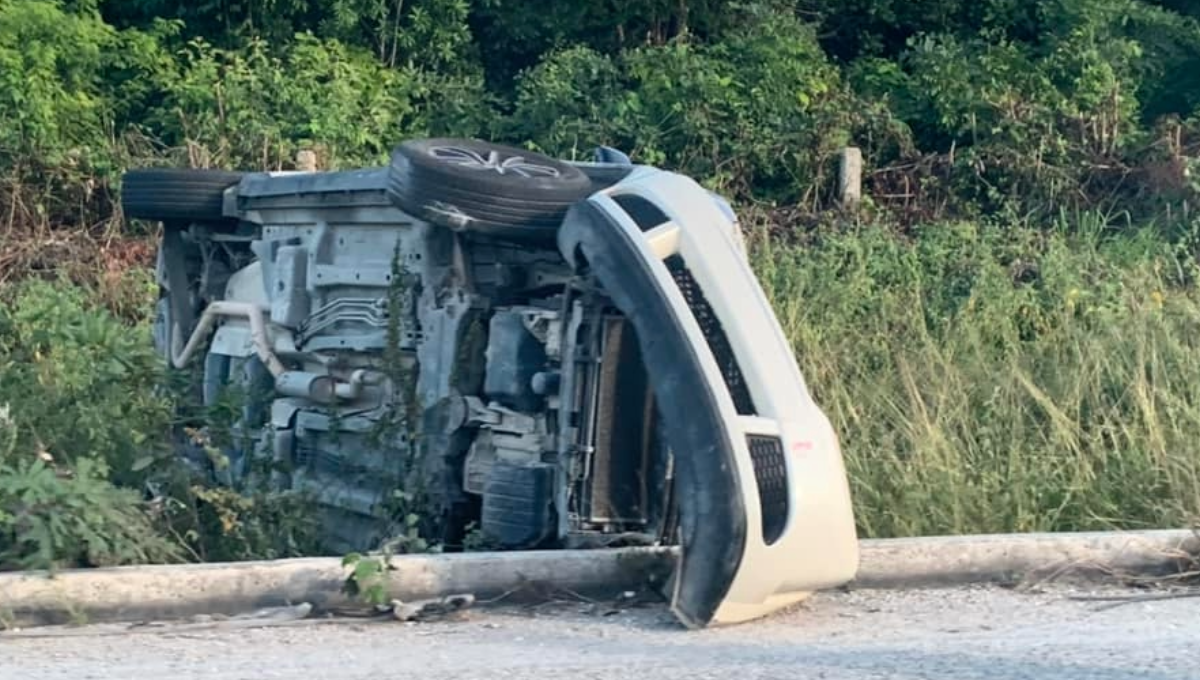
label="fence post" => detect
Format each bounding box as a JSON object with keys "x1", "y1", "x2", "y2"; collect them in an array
[{"x1": 839, "y1": 147, "x2": 863, "y2": 209}]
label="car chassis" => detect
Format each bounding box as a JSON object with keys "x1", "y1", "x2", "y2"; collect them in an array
[{"x1": 122, "y1": 138, "x2": 859, "y2": 628}]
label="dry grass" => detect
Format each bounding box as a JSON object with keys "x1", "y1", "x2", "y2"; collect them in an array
[
  {"x1": 0, "y1": 137, "x2": 168, "y2": 319},
  {"x1": 0, "y1": 223, "x2": 156, "y2": 320}
]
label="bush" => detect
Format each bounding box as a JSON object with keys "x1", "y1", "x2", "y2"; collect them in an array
[
  {"x1": 511, "y1": 8, "x2": 854, "y2": 203},
  {"x1": 839, "y1": 0, "x2": 1200, "y2": 220},
  {"x1": 0, "y1": 0, "x2": 176, "y2": 229},
  {"x1": 168, "y1": 485, "x2": 323, "y2": 563},
  {"x1": 0, "y1": 278, "x2": 181, "y2": 569},
  {"x1": 153, "y1": 35, "x2": 415, "y2": 169},
  {"x1": 0, "y1": 279, "x2": 170, "y2": 480},
  {"x1": 108, "y1": 0, "x2": 477, "y2": 71},
  {"x1": 0, "y1": 278, "x2": 324, "y2": 569},
  {"x1": 144, "y1": 32, "x2": 492, "y2": 171},
  {"x1": 901, "y1": 22, "x2": 1142, "y2": 211},
  {"x1": 0, "y1": 0, "x2": 116, "y2": 165},
  {"x1": 0, "y1": 455, "x2": 180, "y2": 571},
  {"x1": 510, "y1": 46, "x2": 626, "y2": 158}
]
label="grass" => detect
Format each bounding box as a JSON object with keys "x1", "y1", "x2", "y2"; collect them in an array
[{"x1": 751, "y1": 212, "x2": 1200, "y2": 538}]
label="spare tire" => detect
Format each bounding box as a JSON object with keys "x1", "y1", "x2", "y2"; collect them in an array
[
  {"x1": 386, "y1": 138, "x2": 594, "y2": 241},
  {"x1": 122, "y1": 168, "x2": 244, "y2": 224}
]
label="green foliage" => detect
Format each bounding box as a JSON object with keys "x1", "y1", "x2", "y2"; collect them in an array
[
  {"x1": 0, "y1": 277, "x2": 322, "y2": 570},
  {"x1": 339, "y1": 504, "x2": 438, "y2": 606},
  {"x1": 0, "y1": 278, "x2": 181, "y2": 570},
  {"x1": 106, "y1": 0, "x2": 476, "y2": 70},
  {"x1": 460, "y1": 522, "x2": 495, "y2": 551},
  {"x1": 0, "y1": 279, "x2": 172, "y2": 481},
  {"x1": 0, "y1": 0, "x2": 116, "y2": 164},
  {"x1": 341, "y1": 551, "x2": 393, "y2": 606},
  {"x1": 0, "y1": 456, "x2": 181, "y2": 571},
  {"x1": 1124, "y1": 2, "x2": 1200, "y2": 121},
  {"x1": 470, "y1": 0, "x2": 743, "y2": 88},
  {"x1": 803, "y1": 0, "x2": 1045, "y2": 60},
  {"x1": 0, "y1": 0, "x2": 178, "y2": 232},
  {"x1": 151, "y1": 33, "x2": 488, "y2": 170},
  {"x1": 624, "y1": 11, "x2": 846, "y2": 198},
  {"x1": 513, "y1": 9, "x2": 852, "y2": 202},
  {"x1": 10, "y1": 0, "x2": 1200, "y2": 215},
  {"x1": 177, "y1": 485, "x2": 322, "y2": 562},
  {"x1": 833, "y1": 3, "x2": 1184, "y2": 220},
  {"x1": 510, "y1": 46, "x2": 625, "y2": 158},
  {"x1": 379, "y1": 495, "x2": 439, "y2": 555},
  {"x1": 0, "y1": 1, "x2": 177, "y2": 170}
]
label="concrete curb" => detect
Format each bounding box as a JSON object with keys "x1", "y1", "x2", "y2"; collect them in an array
[
  {"x1": 0, "y1": 530, "x2": 1195, "y2": 628},
  {"x1": 0, "y1": 547, "x2": 675, "y2": 628},
  {"x1": 852, "y1": 529, "x2": 1198, "y2": 589}
]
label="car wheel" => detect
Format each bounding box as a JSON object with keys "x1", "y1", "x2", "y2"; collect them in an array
[
  {"x1": 122, "y1": 168, "x2": 244, "y2": 225},
  {"x1": 385, "y1": 138, "x2": 594, "y2": 241}
]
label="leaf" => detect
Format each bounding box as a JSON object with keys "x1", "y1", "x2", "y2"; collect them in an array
[
  {"x1": 130, "y1": 455, "x2": 155, "y2": 472},
  {"x1": 353, "y1": 558, "x2": 380, "y2": 583},
  {"x1": 364, "y1": 584, "x2": 387, "y2": 606}
]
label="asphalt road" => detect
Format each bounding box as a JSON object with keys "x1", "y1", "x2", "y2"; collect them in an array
[{"x1": 2, "y1": 584, "x2": 1197, "y2": 680}]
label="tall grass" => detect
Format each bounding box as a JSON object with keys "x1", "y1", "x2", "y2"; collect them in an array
[{"x1": 753, "y1": 214, "x2": 1200, "y2": 537}]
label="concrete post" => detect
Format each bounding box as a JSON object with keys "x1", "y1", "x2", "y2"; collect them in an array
[
  {"x1": 839, "y1": 147, "x2": 863, "y2": 209},
  {"x1": 296, "y1": 149, "x2": 318, "y2": 172}
]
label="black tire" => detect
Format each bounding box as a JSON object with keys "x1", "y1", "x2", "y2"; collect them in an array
[
  {"x1": 386, "y1": 138, "x2": 594, "y2": 240},
  {"x1": 122, "y1": 168, "x2": 244, "y2": 224}
]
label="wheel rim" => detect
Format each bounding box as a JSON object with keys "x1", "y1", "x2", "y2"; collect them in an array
[{"x1": 428, "y1": 145, "x2": 562, "y2": 179}]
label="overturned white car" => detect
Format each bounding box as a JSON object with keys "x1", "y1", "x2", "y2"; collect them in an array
[{"x1": 122, "y1": 138, "x2": 858, "y2": 627}]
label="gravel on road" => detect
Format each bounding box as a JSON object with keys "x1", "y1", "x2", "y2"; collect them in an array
[{"x1": 2, "y1": 584, "x2": 1197, "y2": 680}]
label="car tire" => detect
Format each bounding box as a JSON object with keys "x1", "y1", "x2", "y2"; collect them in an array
[
  {"x1": 386, "y1": 138, "x2": 594, "y2": 241},
  {"x1": 122, "y1": 168, "x2": 244, "y2": 224}
]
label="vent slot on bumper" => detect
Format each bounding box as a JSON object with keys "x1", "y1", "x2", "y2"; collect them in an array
[
  {"x1": 746, "y1": 435, "x2": 789, "y2": 545},
  {"x1": 663, "y1": 255, "x2": 756, "y2": 415}
]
